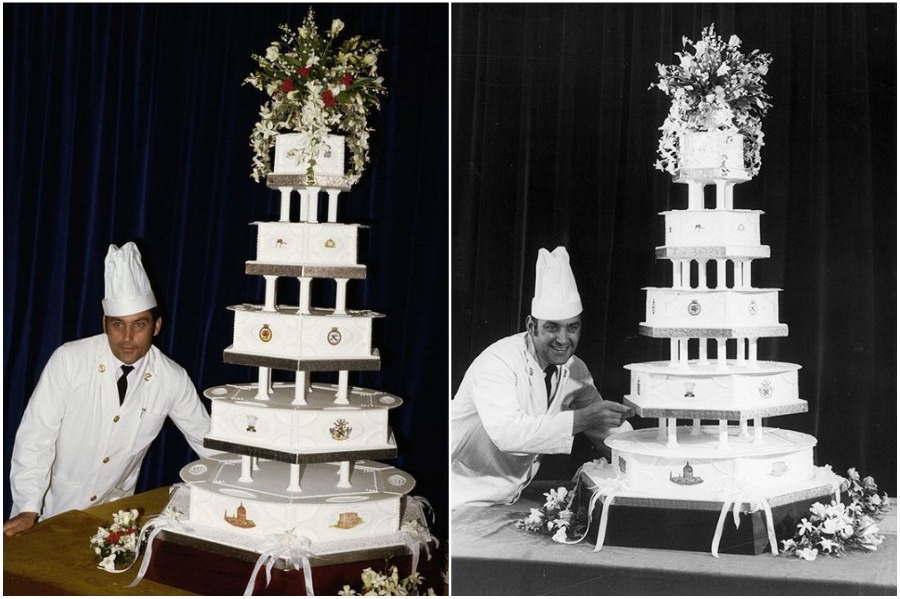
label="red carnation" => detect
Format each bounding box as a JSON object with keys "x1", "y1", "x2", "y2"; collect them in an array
[
  {"x1": 281, "y1": 78, "x2": 295, "y2": 93},
  {"x1": 322, "y1": 89, "x2": 336, "y2": 107},
  {"x1": 298, "y1": 66, "x2": 311, "y2": 77},
  {"x1": 340, "y1": 73, "x2": 353, "y2": 86}
]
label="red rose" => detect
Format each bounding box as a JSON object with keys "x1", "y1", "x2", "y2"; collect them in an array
[
  {"x1": 281, "y1": 78, "x2": 295, "y2": 93},
  {"x1": 298, "y1": 66, "x2": 311, "y2": 77},
  {"x1": 340, "y1": 73, "x2": 353, "y2": 86},
  {"x1": 322, "y1": 89, "x2": 336, "y2": 107},
  {"x1": 107, "y1": 531, "x2": 122, "y2": 545}
]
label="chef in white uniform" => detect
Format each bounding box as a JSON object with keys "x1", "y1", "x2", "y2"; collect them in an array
[
  {"x1": 451, "y1": 247, "x2": 633, "y2": 509},
  {"x1": 4, "y1": 242, "x2": 215, "y2": 536}
]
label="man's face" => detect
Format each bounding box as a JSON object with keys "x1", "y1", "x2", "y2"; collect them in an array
[
  {"x1": 527, "y1": 314, "x2": 582, "y2": 367},
  {"x1": 103, "y1": 310, "x2": 161, "y2": 365}
]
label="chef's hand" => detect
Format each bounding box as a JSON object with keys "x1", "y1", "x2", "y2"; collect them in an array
[
  {"x1": 573, "y1": 400, "x2": 634, "y2": 434},
  {"x1": 3, "y1": 512, "x2": 38, "y2": 537}
]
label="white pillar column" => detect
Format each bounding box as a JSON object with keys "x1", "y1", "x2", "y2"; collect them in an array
[
  {"x1": 725, "y1": 183, "x2": 735, "y2": 210},
  {"x1": 691, "y1": 419, "x2": 702, "y2": 436},
  {"x1": 306, "y1": 187, "x2": 321, "y2": 222},
  {"x1": 334, "y1": 278, "x2": 348, "y2": 314},
  {"x1": 669, "y1": 338, "x2": 679, "y2": 367},
  {"x1": 239, "y1": 455, "x2": 253, "y2": 483},
  {"x1": 672, "y1": 260, "x2": 680, "y2": 288},
  {"x1": 698, "y1": 259, "x2": 708, "y2": 290},
  {"x1": 298, "y1": 277, "x2": 311, "y2": 315},
  {"x1": 748, "y1": 338, "x2": 758, "y2": 368},
  {"x1": 657, "y1": 418, "x2": 667, "y2": 442},
  {"x1": 263, "y1": 275, "x2": 277, "y2": 311},
  {"x1": 718, "y1": 420, "x2": 730, "y2": 449},
  {"x1": 252, "y1": 457, "x2": 260, "y2": 471},
  {"x1": 256, "y1": 367, "x2": 271, "y2": 400},
  {"x1": 688, "y1": 182, "x2": 703, "y2": 210},
  {"x1": 337, "y1": 461, "x2": 351, "y2": 488},
  {"x1": 715, "y1": 180, "x2": 726, "y2": 209},
  {"x1": 679, "y1": 339, "x2": 689, "y2": 368},
  {"x1": 287, "y1": 463, "x2": 302, "y2": 492},
  {"x1": 293, "y1": 371, "x2": 308, "y2": 405},
  {"x1": 298, "y1": 189, "x2": 310, "y2": 223},
  {"x1": 753, "y1": 418, "x2": 764, "y2": 444},
  {"x1": 717, "y1": 338, "x2": 728, "y2": 369},
  {"x1": 279, "y1": 187, "x2": 292, "y2": 222},
  {"x1": 666, "y1": 418, "x2": 678, "y2": 447},
  {"x1": 717, "y1": 259, "x2": 727, "y2": 289},
  {"x1": 327, "y1": 189, "x2": 340, "y2": 222},
  {"x1": 698, "y1": 337, "x2": 709, "y2": 364},
  {"x1": 739, "y1": 419, "x2": 750, "y2": 438},
  {"x1": 335, "y1": 370, "x2": 349, "y2": 404},
  {"x1": 680, "y1": 260, "x2": 690, "y2": 288},
  {"x1": 743, "y1": 259, "x2": 753, "y2": 288},
  {"x1": 736, "y1": 338, "x2": 746, "y2": 365}
]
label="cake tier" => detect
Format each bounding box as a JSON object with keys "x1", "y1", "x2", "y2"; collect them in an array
[
  {"x1": 655, "y1": 245, "x2": 770, "y2": 260},
  {"x1": 253, "y1": 222, "x2": 364, "y2": 267},
  {"x1": 204, "y1": 382, "x2": 401, "y2": 460},
  {"x1": 227, "y1": 305, "x2": 382, "y2": 364},
  {"x1": 624, "y1": 361, "x2": 806, "y2": 420},
  {"x1": 246, "y1": 262, "x2": 367, "y2": 280},
  {"x1": 180, "y1": 455, "x2": 414, "y2": 542},
  {"x1": 604, "y1": 426, "x2": 819, "y2": 500},
  {"x1": 662, "y1": 209, "x2": 763, "y2": 248},
  {"x1": 643, "y1": 288, "x2": 784, "y2": 331},
  {"x1": 273, "y1": 133, "x2": 346, "y2": 179},
  {"x1": 675, "y1": 131, "x2": 750, "y2": 183}
]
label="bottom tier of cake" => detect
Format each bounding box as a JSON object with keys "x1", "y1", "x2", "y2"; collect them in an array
[{"x1": 180, "y1": 454, "x2": 416, "y2": 543}]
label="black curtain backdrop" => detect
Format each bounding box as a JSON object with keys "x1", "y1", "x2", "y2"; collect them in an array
[
  {"x1": 3, "y1": 3, "x2": 449, "y2": 540},
  {"x1": 451, "y1": 3, "x2": 897, "y2": 494}
]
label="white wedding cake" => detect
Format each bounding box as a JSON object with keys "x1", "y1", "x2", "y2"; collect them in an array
[{"x1": 577, "y1": 26, "x2": 842, "y2": 555}]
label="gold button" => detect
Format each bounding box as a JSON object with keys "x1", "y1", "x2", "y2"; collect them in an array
[
  {"x1": 113, "y1": 415, "x2": 120, "y2": 423},
  {"x1": 102, "y1": 457, "x2": 110, "y2": 464},
  {"x1": 90, "y1": 495, "x2": 97, "y2": 501}
]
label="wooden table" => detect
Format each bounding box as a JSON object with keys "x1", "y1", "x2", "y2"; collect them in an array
[
  {"x1": 450, "y1": 482, "x2": 897, "y2": 596},
  {"x1": 4, "y1": 487, "x2": 193, "y2": 595}
]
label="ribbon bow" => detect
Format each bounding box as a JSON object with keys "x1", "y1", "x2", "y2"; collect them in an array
[
  {"x1": 400, "y1": 519, "x2": 438, "y2": 575},
  {"x1": 561, "y1": 459, "x2": 629, "y2": 552},
  {"x1": 711, "y1": 482, "x2": 778, "y2": 558},
  {"x1": 125, "y1": 506, "x2": 192, "y2": 587},
  {"x1": 244, "y1": 529, "x2": 316, "y2": 596}
]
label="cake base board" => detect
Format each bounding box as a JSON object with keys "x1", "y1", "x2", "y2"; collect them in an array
[
  {"x1": 246, "y1": 261, "x2": 367, "y2": 280},
  {"x1": 575, "y1": 477, "x2": 836, "y2": 555},
  {"x1": 142, "y1": 530, "x2": 442, "y2": 596}
]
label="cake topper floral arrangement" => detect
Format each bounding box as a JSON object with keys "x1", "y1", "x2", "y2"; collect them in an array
[
  {"x1": 650, "y1": 24, "x2": 773, "y2": 177},
  {"x1": 244, "y1": 8, "x2": 386, "y2": 183}
]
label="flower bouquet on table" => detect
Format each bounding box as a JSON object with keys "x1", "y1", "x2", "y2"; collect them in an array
[
  {"x1": 650, "y1": 23, "x2": 773, "y2": 178},
  {"x1": 89, "y1": 509, "x2": 144, "y2": 572},
  {"x1": 781, "y1": 467, "x2": 892, "y2": 561},
  {"x1": 337, "y1": 565, "x2": 437, "y2": 596},
  {"x1": 244, "y1": 7, "x2": 387, "y2": 183},
  {"x1": 515, "y1": 483, "x2": 589, "y2": 543}
]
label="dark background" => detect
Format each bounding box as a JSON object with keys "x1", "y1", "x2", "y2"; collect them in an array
[
  {"x1": 451, "y1": 3, "x2": 896, "y2": 494},
  {"x1": 4, "y1": 3, "x2": 449, "y2": 540}
]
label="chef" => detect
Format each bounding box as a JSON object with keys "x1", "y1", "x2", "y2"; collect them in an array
[
  {"x1": 4, "y1": 242, "x2": 215, "y2": 536},
  {"x1": 450, "y1": 246, "x2": 634, "y2": 509}
]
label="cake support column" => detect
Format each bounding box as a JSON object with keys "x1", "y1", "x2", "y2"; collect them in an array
[
  {"x1": 337, "y1": 461, "x2": 351, "y2": 488},
  {"x1": 299, "y1": 189, "x2": 310, "y2": 223},
  {"x1": 753, "y1": 418, "x2": 764, "y2": 444},
  {"x1": 263, "y1": 276, "x2": 277, "y2": 311},
  {"x1": 691, "y1": 419, "x2": 702, "y2": 436},
  {"x1": 688, "y1": 181, "x2": 703, "y2": 209},
  {"x1": 698, "y1": 337, "x2": 709, "y2": 364},
  {"x1": 716, "y1": 338, "x2": 727, "y2": 369},
  {"x1": 256, "y1": 367, "x2": 271, "y2": 401},
  {"x1": 335, "y1": 371, "x2": 349, "y2": 404},
  {"x1": 335, "y1": 278, "x2": 349, "y2": 314},
  {"x1": 293, "y1": 371, "x2": 308, "y2": 405},
  {"x1": 657, "y1": 418, "x2": 666, "y2": 442},
  {"x1": 287, "y1": 463, "x2": 302, "y2": 492},
  {"x1": 748, "y1": 338, "x2": 758, "y2": 368},
  {"x1": 278, "y1": 187, "x2": 292, "y2": 222},
  {"x1": 298, "y1": 277, "x2": 311, "y2": 314},
  {"x1": 716, "y1": 259, "x2": 727, "y2": 289},
  {"x1": 715, "y1": 180, "x2": 726, "y2": 209},
  {"x1": 697, "y1": 259, "x2": 708, "y2": 289},
  {"x1": 239, "y1": 455, "x2": 253, "y2": 483},
  {"x1": 326, "y1": 189, "x2": 340, "y2": 222},
  {"x1": 305, "y1": 187, "x2": 321, "y2": 222},
  {"x1": 669, "y1": 339, "x2": 679, "y2": 367},
  {"x1": 718, "y1": 420, "x2": 729, "y2": 449},
  {"x1": 666, "y1": 418, "x2": 678, "y2": 447}
]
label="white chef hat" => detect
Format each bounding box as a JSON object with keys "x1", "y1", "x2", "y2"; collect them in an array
[
  {"x1": 531, "y1": 246, "x2": 582, "y2": 320},
  {"x1": 101, "y1": 242, "x2": 157, "y2": 317}
]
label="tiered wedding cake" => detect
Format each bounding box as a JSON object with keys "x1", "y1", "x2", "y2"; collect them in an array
[
  {"x1": 577, "y1": 26, "x2": 842, "y2": 556},
  {"x1": 136, "y1": 14, "x2": 437, "y2": 593}
]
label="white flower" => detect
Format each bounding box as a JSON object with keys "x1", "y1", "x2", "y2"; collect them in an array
[
  {"x1": 98, "y1": 554, "x2": 118, "y2": 572},
  {"x1": 798, "y1": 547, "x2": 819, "y2": 561},
  {"x1": 551, "y1": 526, "x2": 569, "y2": 543},
  {"x1": 728, "y1": 34, "x2": 741, "y2": 47},
  {"x1": 331, "y1": 18, "x2": 344, "y2": 36},
  {"x1": 266, "y1": 45, "x2": 280, "y2": 61}
]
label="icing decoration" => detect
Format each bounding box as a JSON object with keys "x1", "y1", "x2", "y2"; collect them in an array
[
  {"x1": 329, "y1": 418, "x2": 352, "y2": 440},
  {"x1": 749, "y1": 301, "x2": 758, "y2": 315},
  {"x1": 669, "y1": 462, "x2": 704, "y2": 486},
  {"x1": 259, "y1": 325, "x2": 273, "y2": 342},
  {"x1": 759, "y1": 380, "x2": 773, "y2": 398},
  {"x1": 327, "y1": 327, "x2": 342, "y2": 345},
  {"x1": 688, "y1": 300, "x2": 701, "y2": 316},
  {"x1": 325, "y1": 239, "x2": 336, "y2": 249}
]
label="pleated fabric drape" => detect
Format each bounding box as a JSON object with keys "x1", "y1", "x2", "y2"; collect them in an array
[{"x1": 451, "y1": 3, "x2": 896, "y2": 493}]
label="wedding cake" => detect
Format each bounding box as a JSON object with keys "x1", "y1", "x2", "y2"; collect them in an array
[
  {"x1": 576, "y1": 25, "x2": 843, "y2": 556},
  {"x1": 133, "y1": 13, "x2": 437, "y2": 594}
]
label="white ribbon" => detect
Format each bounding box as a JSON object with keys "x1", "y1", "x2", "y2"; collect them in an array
[
  {"x1": 710, "y1": 484, "x2": 778, "y2": 558},
  {"x1": 243, "y1": 530, "x2": 316, "y2": 596},
  {"x1": 559, "y1": 459, "x2": 628, "y2": 552},
  {"x1": 124, "y1": 506, "x2": 192, "y2": 587}
]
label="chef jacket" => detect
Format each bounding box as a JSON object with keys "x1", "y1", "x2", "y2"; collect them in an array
[
  {"x1": 9, "y1": 333, "x2": 215, "y2": 520},
  {"x1": 450, "y1": 331, "x2": 630, "y2": 509}
]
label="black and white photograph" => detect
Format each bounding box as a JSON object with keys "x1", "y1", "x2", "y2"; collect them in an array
[{"x1": 450, "y1": 3, "x2": 896, "y2": 595}]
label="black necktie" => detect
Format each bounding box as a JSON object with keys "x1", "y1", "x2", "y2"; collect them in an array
[
  {"x1": 544, "y1": 364, "x2": 557, "y2": 405},
  {"x1": 117, "y1": 365, "x2": 134, "y2": 405}
]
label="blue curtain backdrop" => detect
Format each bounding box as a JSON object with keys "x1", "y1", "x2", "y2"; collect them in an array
[
  {"x1": 3, "y1": 3, "x2": 449, "y2": 540},
  {"x1": 452, "y1": 3, "x2": 896, "y2": 494}
]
